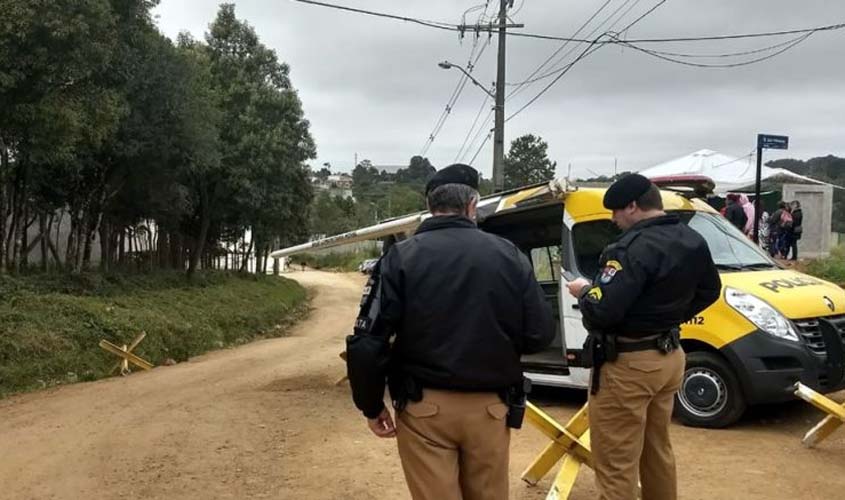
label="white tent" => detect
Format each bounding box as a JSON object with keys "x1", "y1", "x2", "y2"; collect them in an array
[{"x1": 638, "y1": 149, "x2": 828, "y2": 194}]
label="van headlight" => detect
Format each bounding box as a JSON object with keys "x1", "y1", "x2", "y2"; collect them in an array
[{"x1": 725, "y1": 287, "x2": 799, "y2": 342}]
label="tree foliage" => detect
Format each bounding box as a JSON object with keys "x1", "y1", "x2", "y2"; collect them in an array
[
  {"x1": 0, "y1": 2, "x2": 314, "y2": 275},
  {"x1": 504, "y1": 134, "x2": 557, "y2": 189}
]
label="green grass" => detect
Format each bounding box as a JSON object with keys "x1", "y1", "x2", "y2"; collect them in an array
[
  {"x1": 296, "y1": 248, "x2": 379, "y2": 272},
  {"x1": 0, "y1": 271, "x2": 308, "y2": 398},
  {"x1": 803, "y1": 245, "x2": 845, "y2": 285}
]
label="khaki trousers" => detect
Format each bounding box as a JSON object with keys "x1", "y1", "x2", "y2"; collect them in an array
[
  {"x1": 396, "y1": 389, "x2": 510, "y2": 500},
  {"x1": 589, "y1": 348, "x2": 686, "y2": 500}
]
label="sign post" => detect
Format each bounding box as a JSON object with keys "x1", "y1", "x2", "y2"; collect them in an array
[{"x1": 753, "y1": 134, "x2": 789, "y2": 244}]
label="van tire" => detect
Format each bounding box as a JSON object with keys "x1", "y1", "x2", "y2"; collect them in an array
[{"x1": 674, "y1": 351, "x2": 746, "y2": 428}]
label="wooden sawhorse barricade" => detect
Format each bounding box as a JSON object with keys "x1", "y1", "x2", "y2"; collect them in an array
[
  {"x1": 522, "y1": 401, "x2": 593, "y2": 500},
  {"x1": 794, "y1": 382, "x2": 845, "y2": 448},
  {"x1": 99, "y1": 333, "x2": 154, "y2": 376}
]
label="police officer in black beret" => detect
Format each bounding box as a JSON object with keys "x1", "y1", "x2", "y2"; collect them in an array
[
  {"x1": 566, "y1": 174, "x2": 721, "y2": 500},
  {"x1": 347, "y1": 164, "x2": 555, "y2": 500}
]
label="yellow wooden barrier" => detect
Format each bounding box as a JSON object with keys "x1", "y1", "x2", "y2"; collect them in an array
[
  {"x1": 522, "y1": 402, "x2": 592, "y2": 500},
  {"x1": 794, "y1": 382, "x2": 845, "y2": 448},
  {"x1": 99, "y1": 333, "x2": 154, "y2": 375}
]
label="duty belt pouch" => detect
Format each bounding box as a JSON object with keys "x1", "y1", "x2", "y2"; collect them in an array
[
  {"x1": 502, "y1": 377, "x2": 532, "y2": 429},
  {"x1": 581, "y1": 335, "x2": 596, "y2": 368},
  {"x1": 604, "y1": 334, "x2": 619, "y2": 362}
]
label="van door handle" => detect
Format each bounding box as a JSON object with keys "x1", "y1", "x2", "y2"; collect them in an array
[{"x1": 572, "y1": 304, "x2": 580, "y2": 310}]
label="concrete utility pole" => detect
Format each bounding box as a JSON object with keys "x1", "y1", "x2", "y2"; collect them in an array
[
  {"x1": 457, "y1": 1, "x2": 522, "y2": 193},
  {"x1": 492, "y1": 0, "x2": 509, "y2": 192}
]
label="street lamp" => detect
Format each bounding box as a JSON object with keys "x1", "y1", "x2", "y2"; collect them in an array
[{"x1": 438, "y1": 61, "x2": 495, "y2": 99}]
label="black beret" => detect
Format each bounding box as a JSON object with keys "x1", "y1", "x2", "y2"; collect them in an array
[
  {"x1": 603, "y1": 173, "x2": 654, "y2": 210},
  {"x1": 425, "y1": 163, "x2": 480, "y2": 196}
]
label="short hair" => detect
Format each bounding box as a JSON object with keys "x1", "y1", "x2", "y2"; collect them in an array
[
  {"x1": 792, "y1": 200, "x2": 801, "y2": 208},
  {"x1": 635, "y1": 184, "x2": 663, "y2": 211},
  {"x1": 778, "y1": 201, "x2": 788, "y2": 209},
  {"x1": 427, "y1": 183, "x2": 479, "y2": 214}
]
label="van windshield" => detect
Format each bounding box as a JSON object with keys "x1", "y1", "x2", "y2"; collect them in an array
[{"x1": 571, "y1": 211, "x2": 776, "y2": 277}]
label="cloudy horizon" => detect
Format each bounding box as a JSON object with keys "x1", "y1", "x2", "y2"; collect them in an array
[{"x1": 153, "y1": 0, "x2": 845, "y2": 178}]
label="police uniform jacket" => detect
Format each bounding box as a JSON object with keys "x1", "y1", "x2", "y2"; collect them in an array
[
  {"x1": 578, "y1": 214, "x2": 721, "y2": 337},
  {"x1": 347, "y1": 215, "x2": 555, "y2": 418}
]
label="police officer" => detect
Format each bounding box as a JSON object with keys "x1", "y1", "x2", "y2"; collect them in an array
[
  {"x1": 566, "y1": 174, "x2": 721, "y2": 500},
  {"x1": 347, "y1": 164, "x2": 555, "y2": 500}
]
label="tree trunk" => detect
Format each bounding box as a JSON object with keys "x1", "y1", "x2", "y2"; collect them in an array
[
  {"x1": 118, "y1": 229, "x2": 125, "y2": 266},
  {"x1": 240, "y1": 232, "x2": 253, "y2": 273},
  {"x1": 98, "y1": 218, "x2": 109, "y2": 272},
  {"x1": 187, "y1": 183, "x2": 211, "y2": 279},
  {"x1": 39, "y1": 213, "x2": 48, "y2": 272},
  {"x1": 0, "y1": 138, "x2": 8, "y2": 274}
]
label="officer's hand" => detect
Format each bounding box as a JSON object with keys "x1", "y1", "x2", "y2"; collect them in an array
[
  {"x1": 566, "y1": 278, "x2": 591, "y2": 298},
  {"x1": 367, "y1": 407, "x2": 397, "y2": 438}
]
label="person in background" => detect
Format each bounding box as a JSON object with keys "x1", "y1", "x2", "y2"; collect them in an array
[
  {"x1": 768, "y1": 202, "x2": 785, "y2": 257},
  {"x1": 725, "y1": 194, "x2": 747, "y2": 232},
  {"x1": 738, "y1": 194, "x2": 756, "y2": 238},
  {"x1": 789, "y1": 200, "x2": 803, "y2": 261},
  {"x1": 758, "y1": 211, "x2": 771, "y2": 254}
]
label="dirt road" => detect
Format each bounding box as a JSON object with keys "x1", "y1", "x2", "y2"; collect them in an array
[{"x1": 2, "y1": 270, "x2": 844, "y2": 499}]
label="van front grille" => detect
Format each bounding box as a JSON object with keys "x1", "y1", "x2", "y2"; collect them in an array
[{"x1": 793, "y1": 314, "x2": 845, "y2": 356}]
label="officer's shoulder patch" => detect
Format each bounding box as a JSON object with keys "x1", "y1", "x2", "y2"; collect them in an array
[{"x1": 599, "y1": 260, "x2": 622, "y2": 284}]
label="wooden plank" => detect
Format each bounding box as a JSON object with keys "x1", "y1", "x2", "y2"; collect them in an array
[{"x1": 99, "y1": 340, "x2": 154, "y2": 370}]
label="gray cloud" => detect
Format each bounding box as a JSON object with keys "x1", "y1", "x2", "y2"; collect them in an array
[{"x1": 154, "y1": 0, "x2": 845, "y2": 180}]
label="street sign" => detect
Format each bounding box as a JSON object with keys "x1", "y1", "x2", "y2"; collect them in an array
[{"x1": 758, "y1": 134, "x2": 789, "y2": 150}]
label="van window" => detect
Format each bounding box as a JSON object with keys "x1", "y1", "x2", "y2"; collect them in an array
[
  {"x1": 571, "y1": 211, "x2": 776, "y2": 277},
  {"x1": 572, "y1": 220, "x2": 620, "y2": 278},
  {"x1": 530, "y1": 246, "x2": 562, "y2": 282}
]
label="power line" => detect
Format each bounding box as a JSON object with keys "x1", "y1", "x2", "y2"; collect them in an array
[
  {"x1": 420, "y1": 38, "x2": 491, "y2": 155},
  {"x1": 469, "y1": 130, "x2": 494, "y2": 165},
  {"x1": 634, "y1": 33, "x2": 810, "y2": 58},
  {"x1": 292, "y1": 1, "x2": 845, "y2": 46},
  {"x1": 454, "y1": 87, "x2": 494, "y2": 162},
  {"x1": 505, "y1": 0, "x2": 616, "y2": 94},
  {"x1": 615, "y1": 32, "x2": 815, "y2": 68},
  {"x1": 505, "y1": 0, "x2": 668, "y2": 122},
  {"x1": 506, "y1": 0, "x2": 637, "y2": 94}
]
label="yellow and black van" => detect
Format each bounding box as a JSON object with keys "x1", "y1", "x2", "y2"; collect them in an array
[{"x1": 271, "y1": 179, "x2": 845, "y2": 428}]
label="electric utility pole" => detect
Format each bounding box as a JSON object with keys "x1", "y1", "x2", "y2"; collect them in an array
[{"x1": 458, "y1": 1, "x2": 523, "y2": 192}]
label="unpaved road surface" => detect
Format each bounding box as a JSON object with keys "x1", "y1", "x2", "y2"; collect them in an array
[{"x1": 2, "y1": 270, "x2": 844, "y2": 499}]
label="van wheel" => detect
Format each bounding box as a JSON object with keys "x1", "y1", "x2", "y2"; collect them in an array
[{"x1": 674, "y1": 352, "x2": 746, "y2": 428}]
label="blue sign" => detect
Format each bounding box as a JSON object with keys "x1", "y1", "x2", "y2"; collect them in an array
[{"x1": 758, "y1": 134, "x2": 789, "y2": 150}]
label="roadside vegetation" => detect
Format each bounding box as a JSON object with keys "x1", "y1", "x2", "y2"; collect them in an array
[
  {"x1": 297, "y1": 248, "x2": 379, "y2": 272},
  {"x1": 802, "y1": 245, "x2": 845, "y2": 285},
  {"x1": 0, "y1": 271, "x2": 308, "y2": 398}
]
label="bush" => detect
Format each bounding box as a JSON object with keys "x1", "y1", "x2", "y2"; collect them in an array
[
  {"x1": 0, "y1": 271, "x2": 308, "y2": 397},
  {"x1": 803, "y1": 245, "x2": 845, "y2": 284},
  {"x1": 297, "y1": 248, "x2": 379, "y2": 272}
]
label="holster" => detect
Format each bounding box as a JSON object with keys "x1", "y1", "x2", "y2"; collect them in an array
[
  {"x1": 583, "y1": 332, "x2": 617, "y2": 395},
  {"x1": 387, "y1": 370, "x2": 422, "y2": 412},
  {"x1": 499, "y1": 377, "x2": 532, "y2": 429}
]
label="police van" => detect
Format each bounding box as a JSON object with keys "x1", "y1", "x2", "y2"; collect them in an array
[{"x1": 271, "y1": 178, "x2": 845, "y2": 428}]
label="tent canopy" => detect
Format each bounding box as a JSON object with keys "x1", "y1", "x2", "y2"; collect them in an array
[{"x1": 638, "y1": 149, "x2": 828, "y2": 195}]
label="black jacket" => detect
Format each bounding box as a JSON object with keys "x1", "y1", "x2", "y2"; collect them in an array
[
  {"x1": 347, "y1": 215, "x2": 555, "y2": 418},
  {"x1": 792, "y1": 208, "x2": 803, "y2": 239},
  {"x1": 725, "y1": 203, "x2": 747, "y2": 231},
  {"x1": 578, "y1": 214, "x2": 721, "y2": 337}
]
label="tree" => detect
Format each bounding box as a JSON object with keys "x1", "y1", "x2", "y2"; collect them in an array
[
  {"x1": 503, "y1": 134, "x2": 557, "y2": 189},
  {"x1": 395, "y1": 156, "x2": 435, "y2": 191}
]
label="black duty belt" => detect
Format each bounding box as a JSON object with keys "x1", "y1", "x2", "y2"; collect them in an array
[{"x1": 615, "y1": 330, "x2": 680, "y2": 354}]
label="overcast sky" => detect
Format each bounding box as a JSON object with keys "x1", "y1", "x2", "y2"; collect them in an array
[{"x1": 153, "y1": 0, "x2": 845, "y2": 179}]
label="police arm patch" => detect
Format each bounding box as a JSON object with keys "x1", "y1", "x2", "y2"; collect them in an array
[
  {"x1": 599, "y1": 259, "x2": 623, "y2": 284},
  {"x1": 586, "y1": 286, "x2": 603, "y2": 302}
]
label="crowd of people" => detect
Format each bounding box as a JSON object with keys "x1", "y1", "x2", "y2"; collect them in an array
[{"x1": 722, "y1": 194, "x2": 804, "y2": 260}]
